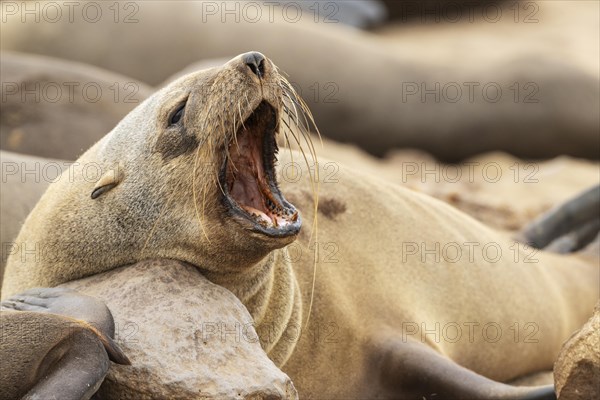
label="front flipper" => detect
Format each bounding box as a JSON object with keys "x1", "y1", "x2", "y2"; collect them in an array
[
  {"x1": 520, "y1": 185, "x2": 600, "y2": 251},
  {"x1": 4, "y1": 287, "x2": 116, "y2": 338},
  {"x1": 1, "y1": 288, "x2": 130, "y2": 400},
  {"x1": 376, "y1": 338, "x2": 555, "y2": 400},
  {"x1": 544, "y1": 219, "x2": 600, "y2": 254},
  {"x1": 1, "y1": 287, "x2": 130, "y2": 364},
  {"x1": 22, "y1": 328, "x2": 111, "y2": 400}
]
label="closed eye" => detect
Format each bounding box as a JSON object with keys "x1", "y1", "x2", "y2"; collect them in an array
[{"x1": 169, "y1": 101, "x2": 186, "y2": 126}]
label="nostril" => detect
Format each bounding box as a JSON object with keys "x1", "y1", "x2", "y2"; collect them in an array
[
  {"x1": 243, "y1": 52, "x2": 266, "y2": 78},
  {"x1": 248, "y1": 62, "x2": 262, "y2": 77}
]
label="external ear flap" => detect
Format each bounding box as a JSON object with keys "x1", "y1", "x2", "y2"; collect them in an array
[{"x1": 91, "y1": 166, "x2": 124, "y2": 199}]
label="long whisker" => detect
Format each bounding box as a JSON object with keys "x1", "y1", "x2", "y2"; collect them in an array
[
  {"x1": 278, "y1": 77, "x2": 321, "y2": 332},
  {"x1": 193, "y1": 142, "x2": 212, "y2": 243},
  {"x1": 282, "y1": 94, "x2": 301, "y2": 175},
  {"x1": 281, "y1": 107, "x2": 295, "y2": 177}
]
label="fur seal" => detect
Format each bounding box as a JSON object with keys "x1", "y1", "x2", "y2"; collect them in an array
[
  {"x1": 0, "y1": 150, "x2": 70, "y2": 288},
  {"x1": 0, "y1": 287, "x2": 129, "y2": 400},
  {"x1": 3, "y1": 52, "x2": 598, "y2": 399},
  {"x1": 1, "y1": 1, "x2": 598, "y2": 161},
  {"x1": 1, "y1": 51, "x2": 152, "y2": 160}
]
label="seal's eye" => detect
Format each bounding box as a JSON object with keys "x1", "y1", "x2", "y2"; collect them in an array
[{"x1": 169, "y1": 102, "x2": 186, "y2": 126}]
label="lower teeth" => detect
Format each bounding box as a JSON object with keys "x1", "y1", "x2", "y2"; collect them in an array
[{"x1": 242, "y1": 204, "x2": 293, "y2": 228}]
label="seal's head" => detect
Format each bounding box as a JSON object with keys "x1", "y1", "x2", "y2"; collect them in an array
[
  {"x1": 149, "y1": 51, "x2": 303, "y2": 238},
  {"x1": 3, "y1": 52, "x2": 316, "y2": 294}
]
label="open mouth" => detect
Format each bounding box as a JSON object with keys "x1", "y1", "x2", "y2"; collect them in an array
[{"x1": 220, "y1": 101, "x2": 301, "y2": 237}]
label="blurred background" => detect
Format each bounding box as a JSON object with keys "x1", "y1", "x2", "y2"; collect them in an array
[{"x1": 1, "y1": 0, "x2": 599, "y2": 270}]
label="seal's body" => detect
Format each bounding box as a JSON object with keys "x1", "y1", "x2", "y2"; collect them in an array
[
  {"x1": 2, "y1": 1, "x2": 598, "y2": 161},
  {"x1": 0, "y1": 52, "x2": 152, "y2": 160},
  {"x1": 0, "y1": 288, "x2": 129, "y2": 400},
  {"x1": 271, "y1": 162, "x2": 597, "y2": 398},
  {"x1": 3, "y1": 53, "x2": 597, "y2": 399},
  {"x1": 0, "y1": 150, "x2": 71, "y2": 286}
]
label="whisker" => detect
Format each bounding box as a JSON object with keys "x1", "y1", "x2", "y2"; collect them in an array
[
  {"x1": 278, "y1": 76, "x2": 321, "y2": 332},
  {"x1": 232, "y1": 101, "x2": 240, "y2": 154},
  {"x1": 193, "y1": 144, "x2": 212, "y2": 243}
]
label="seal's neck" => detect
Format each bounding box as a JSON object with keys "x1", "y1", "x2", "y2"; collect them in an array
[{"x1": 204, "y1": 248, "x2": 302, "y2": 367}]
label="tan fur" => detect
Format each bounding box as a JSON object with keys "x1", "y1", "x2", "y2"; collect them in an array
[
  {"x1": 273, "y1": 157, "x2": 598, "y2": 396},
  {"x1": 0, "y1": 51, "x2": 152, "y2": 160},
  {"x1": 2, "y1": 54, "x2": 292, "y2": 294},
  {"x1": 2, "y1": 54, "x2": 598, "y2": 398},
  {"x1": 0, "y1": 151, "x2": 70, "y2": 290},
  {"x1": 1, "y1": 1, "x2": 598, "y2": 161}
]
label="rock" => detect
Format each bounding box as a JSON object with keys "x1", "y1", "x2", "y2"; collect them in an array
[
  {"x1": 61, "y1": 260, "x2": 297, "y2": 399},
  {"x1": 554, "y1": 301, "x2": 600, "y2": 400}
]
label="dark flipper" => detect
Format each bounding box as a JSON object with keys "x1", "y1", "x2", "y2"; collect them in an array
[
  {"x1": 276, "y1": 0, "x2": 386, "y2": 28},
  {"x1": 377, "y1": 338, "x2": 556, "y2": 400},
  {"x1": 1, "y1": 288, "x2": 130, "y2": 400},
  {"x1": 87, "y1": 322, "x2": 131, "y2": 365},
  {"x1": 1, "y1": 287, "x2": 130, "y2": 365},
  {"x1": 5, "y1": 287, "x2": 117, "y2": 338},
  {"x1": 22, "y1": 328, "x2": 111, "y2": 400},
  {"x1": 520, "y1": 185, "x2": 600, "y2": 250},
  {"x1": 545, "y1": 218, "x2": 600, "y2": 253}
]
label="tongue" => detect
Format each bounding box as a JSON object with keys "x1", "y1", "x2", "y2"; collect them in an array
[
  {"x1": 228, "y1": 102, "x2": 290, "y2": 228},
  {"x1": 230, "y1": 172, "x2": 265, "y2": 211}
]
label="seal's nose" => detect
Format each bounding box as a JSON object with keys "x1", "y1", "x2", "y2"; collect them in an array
[{"x1": 242, "y1": 52, "x2": 266, "y2": 79}]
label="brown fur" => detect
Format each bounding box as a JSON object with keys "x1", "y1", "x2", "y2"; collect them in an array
[
  {"x1": 318, "y1": 196, "x2": 347, "y2": 220},
  {"x1": 2, "y1": 54, "x2": 598, "y2": 398},
  {"x1": 0, "y1": 288, "x2": 129, "y2": 399},
  {"x1": 0, "y1": 311, "x2": 109, "y2": 400}
]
